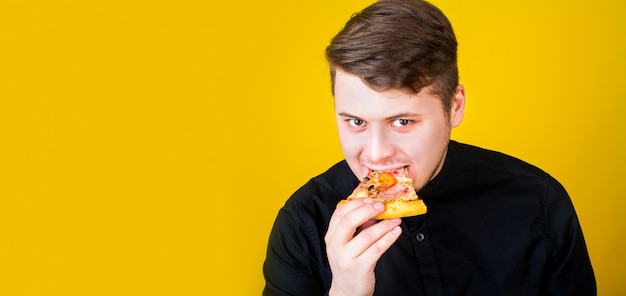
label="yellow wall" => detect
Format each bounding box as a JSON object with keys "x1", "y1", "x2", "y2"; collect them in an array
[{"x1": 1, "y1": 0, "x2": 624, "y2": 295}]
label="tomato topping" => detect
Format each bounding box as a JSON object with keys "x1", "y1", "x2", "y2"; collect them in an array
[{"x1": 376, "y1": 172, "x2": 397, "y2": 190}]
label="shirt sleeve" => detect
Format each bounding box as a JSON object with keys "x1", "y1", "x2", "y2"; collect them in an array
[
  {"x1": 542, "y1": 183, "x2": 596, "y2": 295},
  {"x1": 263, "y1": 206, "x2": 329, "y2": 296}
]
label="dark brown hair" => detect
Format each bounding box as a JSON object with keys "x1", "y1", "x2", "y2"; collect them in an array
[{"x1": 326, "y1": 0, "x2": 458, "y2": 112}]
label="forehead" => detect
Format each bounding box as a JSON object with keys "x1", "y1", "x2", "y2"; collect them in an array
[{"x1": 333, "y1": 70, "x2": 440, "y2": 117}]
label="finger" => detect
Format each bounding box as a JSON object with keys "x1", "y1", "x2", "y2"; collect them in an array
[
  {"x1": 327, "y1": 198, "x2": 374, "y2": 239},
  {"x1": 359, "y1": 223, "x2": 402, "y2": 261},
  {"x1": 347, "y1": 218, "x2": 402, "y2": 258},
  {"x1": 327, "y1": 199, "x2": 385, "y2": 245}
]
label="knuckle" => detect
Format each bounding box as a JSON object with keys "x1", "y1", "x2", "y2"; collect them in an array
[
  {"x1": 338, "y1": 211, "x2": 360, "y2": 228},
  {"x1": 369, "y1": 243, "x2": 384, "y2": 255},
  {"x1": 358, "y1": 228, "x2": 375, "y2": 242}
]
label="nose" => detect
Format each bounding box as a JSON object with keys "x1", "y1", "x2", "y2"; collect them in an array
[{"x1": 367, "y1": 127, "x2": 394, "y2": 163}]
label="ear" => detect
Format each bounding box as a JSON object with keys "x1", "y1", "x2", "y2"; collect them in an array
[{"x1": 449, "y1": 84, "x2": 466, "y2": 128}]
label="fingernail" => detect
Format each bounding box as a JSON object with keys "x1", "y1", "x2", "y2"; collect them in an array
[
  {"x1": 363, "y1": 198, "x2": 374, "y2": 204},
  {"x1": 390, "y1": 218, "x2": 401, "y2": 224},
  {"x1": 374, "y1": 202, "x2": 384, "y2": 210}
]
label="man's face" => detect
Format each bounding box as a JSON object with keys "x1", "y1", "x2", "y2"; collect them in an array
[{"x1": 334, "y1": 69, "x2": 465, "y2": 191}]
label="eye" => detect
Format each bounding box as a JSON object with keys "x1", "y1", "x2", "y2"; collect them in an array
[
  {"x1": 391, "y1": 119, "x2": 412, "y2": 127},
  {"x1": 348, "y1": 118, "x2": 366, "y2": 127}
]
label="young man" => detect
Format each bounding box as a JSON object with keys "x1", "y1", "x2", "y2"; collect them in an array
[{"x1": 263, "y1": 0, "x2": 596, "y2": 295}]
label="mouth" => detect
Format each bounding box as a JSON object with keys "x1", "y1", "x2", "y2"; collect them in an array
[{"x1": 364, "y1": 165, "x2": 410, "y2": 177}]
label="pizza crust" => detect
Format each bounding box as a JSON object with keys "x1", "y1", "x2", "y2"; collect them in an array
[{"x1": 372, "y1": 198, "x2": 427, "y2": 219}]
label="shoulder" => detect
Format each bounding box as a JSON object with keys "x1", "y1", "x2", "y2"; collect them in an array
[
  {"x1": 266, "y1": 160, "x2": 357, "y2": 271},
  {"x1": 444, "y1": 141, "x2": 570, "y2": 207},
  {"x1": 264, "y1": 163, "x2": 355, "y2": 294},
  {"x1": 450, "y1": 141, "x2": 559, "y2": 184},
  {"x1": 282, "y1": 160, "x2": 359, "y2": 218}
]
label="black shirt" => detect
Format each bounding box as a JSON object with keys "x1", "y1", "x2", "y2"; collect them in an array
[{"x1": 263, "y1": 141, "x2": 596, "y2": 295}]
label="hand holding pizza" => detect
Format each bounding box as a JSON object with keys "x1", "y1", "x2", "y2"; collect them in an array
[
  {"x1": 325, "y1": 197, "x2": 403, "y2": 296},
  {"x1": 325, "y1": 169, "x2": 427, "y2": 295}
]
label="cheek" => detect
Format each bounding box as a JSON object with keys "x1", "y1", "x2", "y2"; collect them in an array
[
  {"x1": 338, "y1": 136, "x2": 365, "y2": 180},
  {"x1": 338, "y1": 132, "x2": 360, "y2": 158},
  {"x1": 401, "y1": 123, "x2": 451, "y2": 174}
]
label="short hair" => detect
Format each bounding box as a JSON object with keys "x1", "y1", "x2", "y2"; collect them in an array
[{"x1": 326, "y1": 0, "x2": 458, "y2": 112}]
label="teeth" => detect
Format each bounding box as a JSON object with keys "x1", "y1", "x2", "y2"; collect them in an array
[{"x1": 368, "y1": 167, "x2": 405, "y2": 173}]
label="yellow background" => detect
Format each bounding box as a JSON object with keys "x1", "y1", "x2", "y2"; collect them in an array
[{"x1": 1, "y1": 0, "x2": 624, "y2": 295}]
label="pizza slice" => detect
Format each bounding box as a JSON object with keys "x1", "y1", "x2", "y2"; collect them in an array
[{"x1": 337, "y1": 167, "x2": 427, "y2": 219}]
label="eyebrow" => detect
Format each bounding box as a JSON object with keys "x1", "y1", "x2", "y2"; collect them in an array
[
  {"x1": 337, "y1": 112, "x2": 360, "y2": 118},
  {"x1": 337, "y1": 112, "x2": 421, "y2": 120}
]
